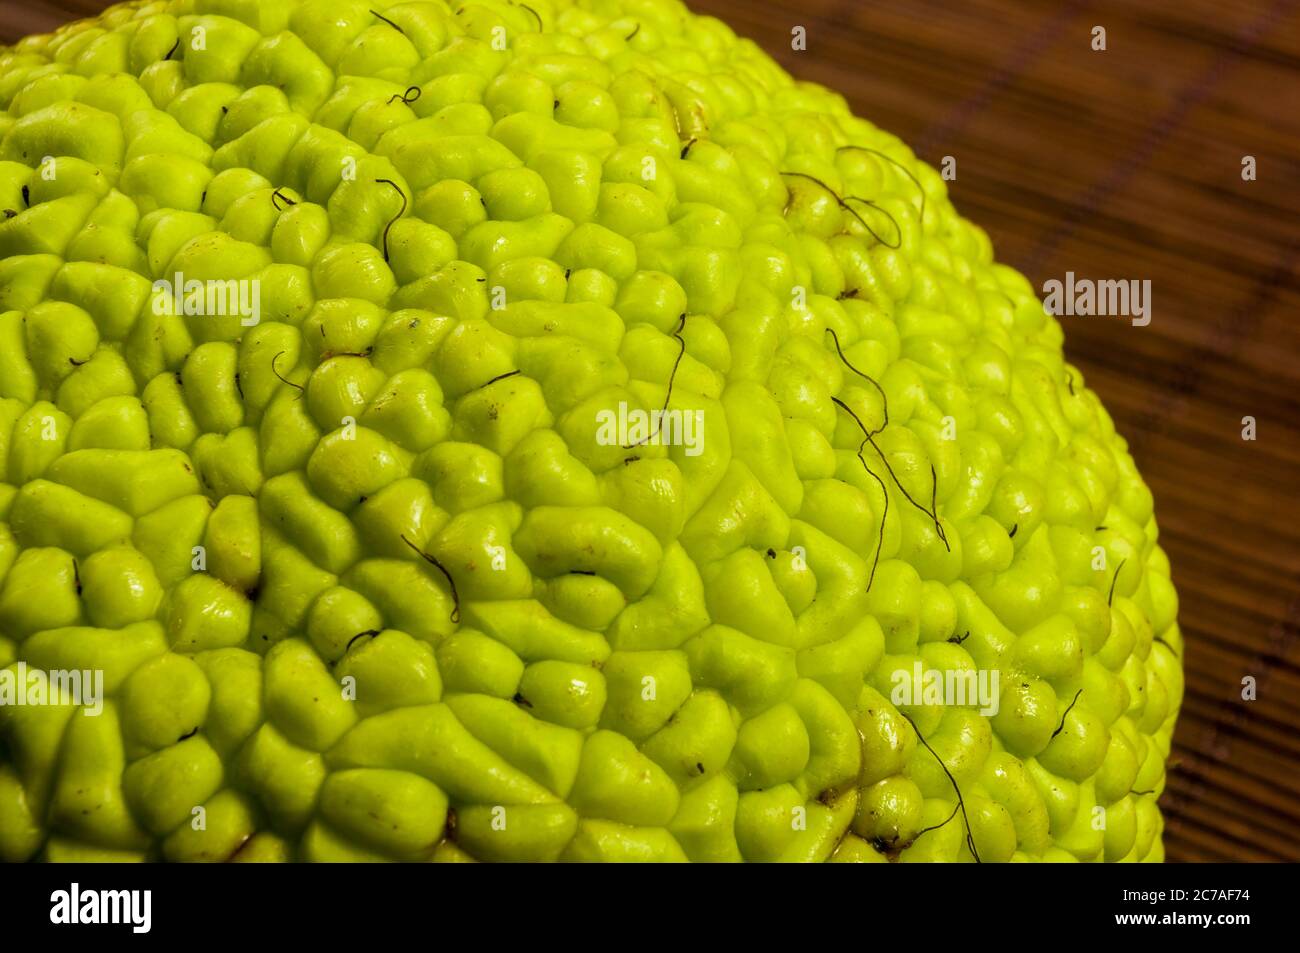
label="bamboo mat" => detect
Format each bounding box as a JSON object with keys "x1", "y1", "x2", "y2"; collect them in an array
[{"x1": 2, "y1": 0, "x2": 1298, "y2": 863}]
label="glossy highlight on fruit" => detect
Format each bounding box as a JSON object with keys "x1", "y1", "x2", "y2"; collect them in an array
[{"x1": 0, "y1": 0, "x2": 1181, "y2": 863}]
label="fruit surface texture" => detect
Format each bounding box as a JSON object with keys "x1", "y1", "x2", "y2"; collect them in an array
[{"x1": 0, "y1": 0, "x2": 1182, "y2": 862}]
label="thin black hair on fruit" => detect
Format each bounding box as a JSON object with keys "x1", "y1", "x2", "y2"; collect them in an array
[
  {"x1": 164, "y1": 38, "x2": 179, "y2": 61},
  {"x1": 824, "y1": 327, "x2": 948, "y2": 550},
  {"x1": 948, "y1": 630, "x2": 970, "y2": 644},
  {"x1": 370, "y1": 9, "x2": 405, "y2": 33},
  {"x1": 782, "y1": 171, "x2": 904, "y2": 249},
  {"x1": 1051, "y1": 689, "x2": 1083, "y2": 741},
  {"x1": 830, "y1": 396, "x2": 887, "y2": 592},
  {"x1": 680, "y1": 138, "x2": 697, "y2": 159},
  {"x1": 387, "y1": 86, "x2": 421, "y2": 105},
  {"x1": 908, "y1": 801, "x2": 961, "y2": 847},
  {"x1": 900, "y1": 712, "x2": 981, "y2": 863},
  {"x1": 1108, "y1": 557, "x2": 1127, "y2": 607},
  {"x1": 271, "y1": 187, "x2": 296, "y2": 210},
  {"x1": 1008, "y1": 522, "x2": 1018, "y2": 538},
  {"x1": 781, "y1": 171, "x2": 874, "y2": 233},
  {"x1": 929, "y1": 463, "x2": 941, "y2": 533},
  {"x1": 517, "y1": 2, "x2": 543, "y2": 30},
  {"x1": 270, "y1": 351, "x2": 304, "y2": 398},
  {"x1": 472, "y1": 369, "x2": 521, "y2": 392},
  {"x1": 627, "y1": 23, "x2": 641, "y2": 40},
  {"x1": 1153, "y1": 635, "x2": 1178, "y2": 657},
  {"x1": 865, "y1": 423, "x2": 948, "y2": 550},
  {"x1": 373, "y1": 178, "x2": 407, "y2": 262},
  {"x1": 843, "y1": 195, "x2": 903, "y2": 249},
  {"x1": 622, "y1": 313, "x2": 687, "y2": 450},
  {"x1": 345, "y1": 629, "x2": 381, "y2": 653},
  {"x1": 825, "y1": 327, "x2": 888, "y2": 434},
  {"x1": 836, "y1": 144, "x2": 927, "y2": 226},
  {"x1": 400, "y1": 535, "x2": 460, "y2": 624}
]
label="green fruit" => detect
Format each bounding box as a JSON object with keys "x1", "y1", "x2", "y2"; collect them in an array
[{"x1": 0, "y1": 0, "x2": 1180, "y2": 864}]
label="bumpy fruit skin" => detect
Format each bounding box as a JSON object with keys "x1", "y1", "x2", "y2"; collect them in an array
[{"x1": 0, "y1": 0, "x2": 1182, "y2": 863}]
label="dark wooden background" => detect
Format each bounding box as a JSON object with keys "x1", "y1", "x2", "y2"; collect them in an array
[{"x1": 3, "y1": 0, "x2": 1298, "y2": 862}]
